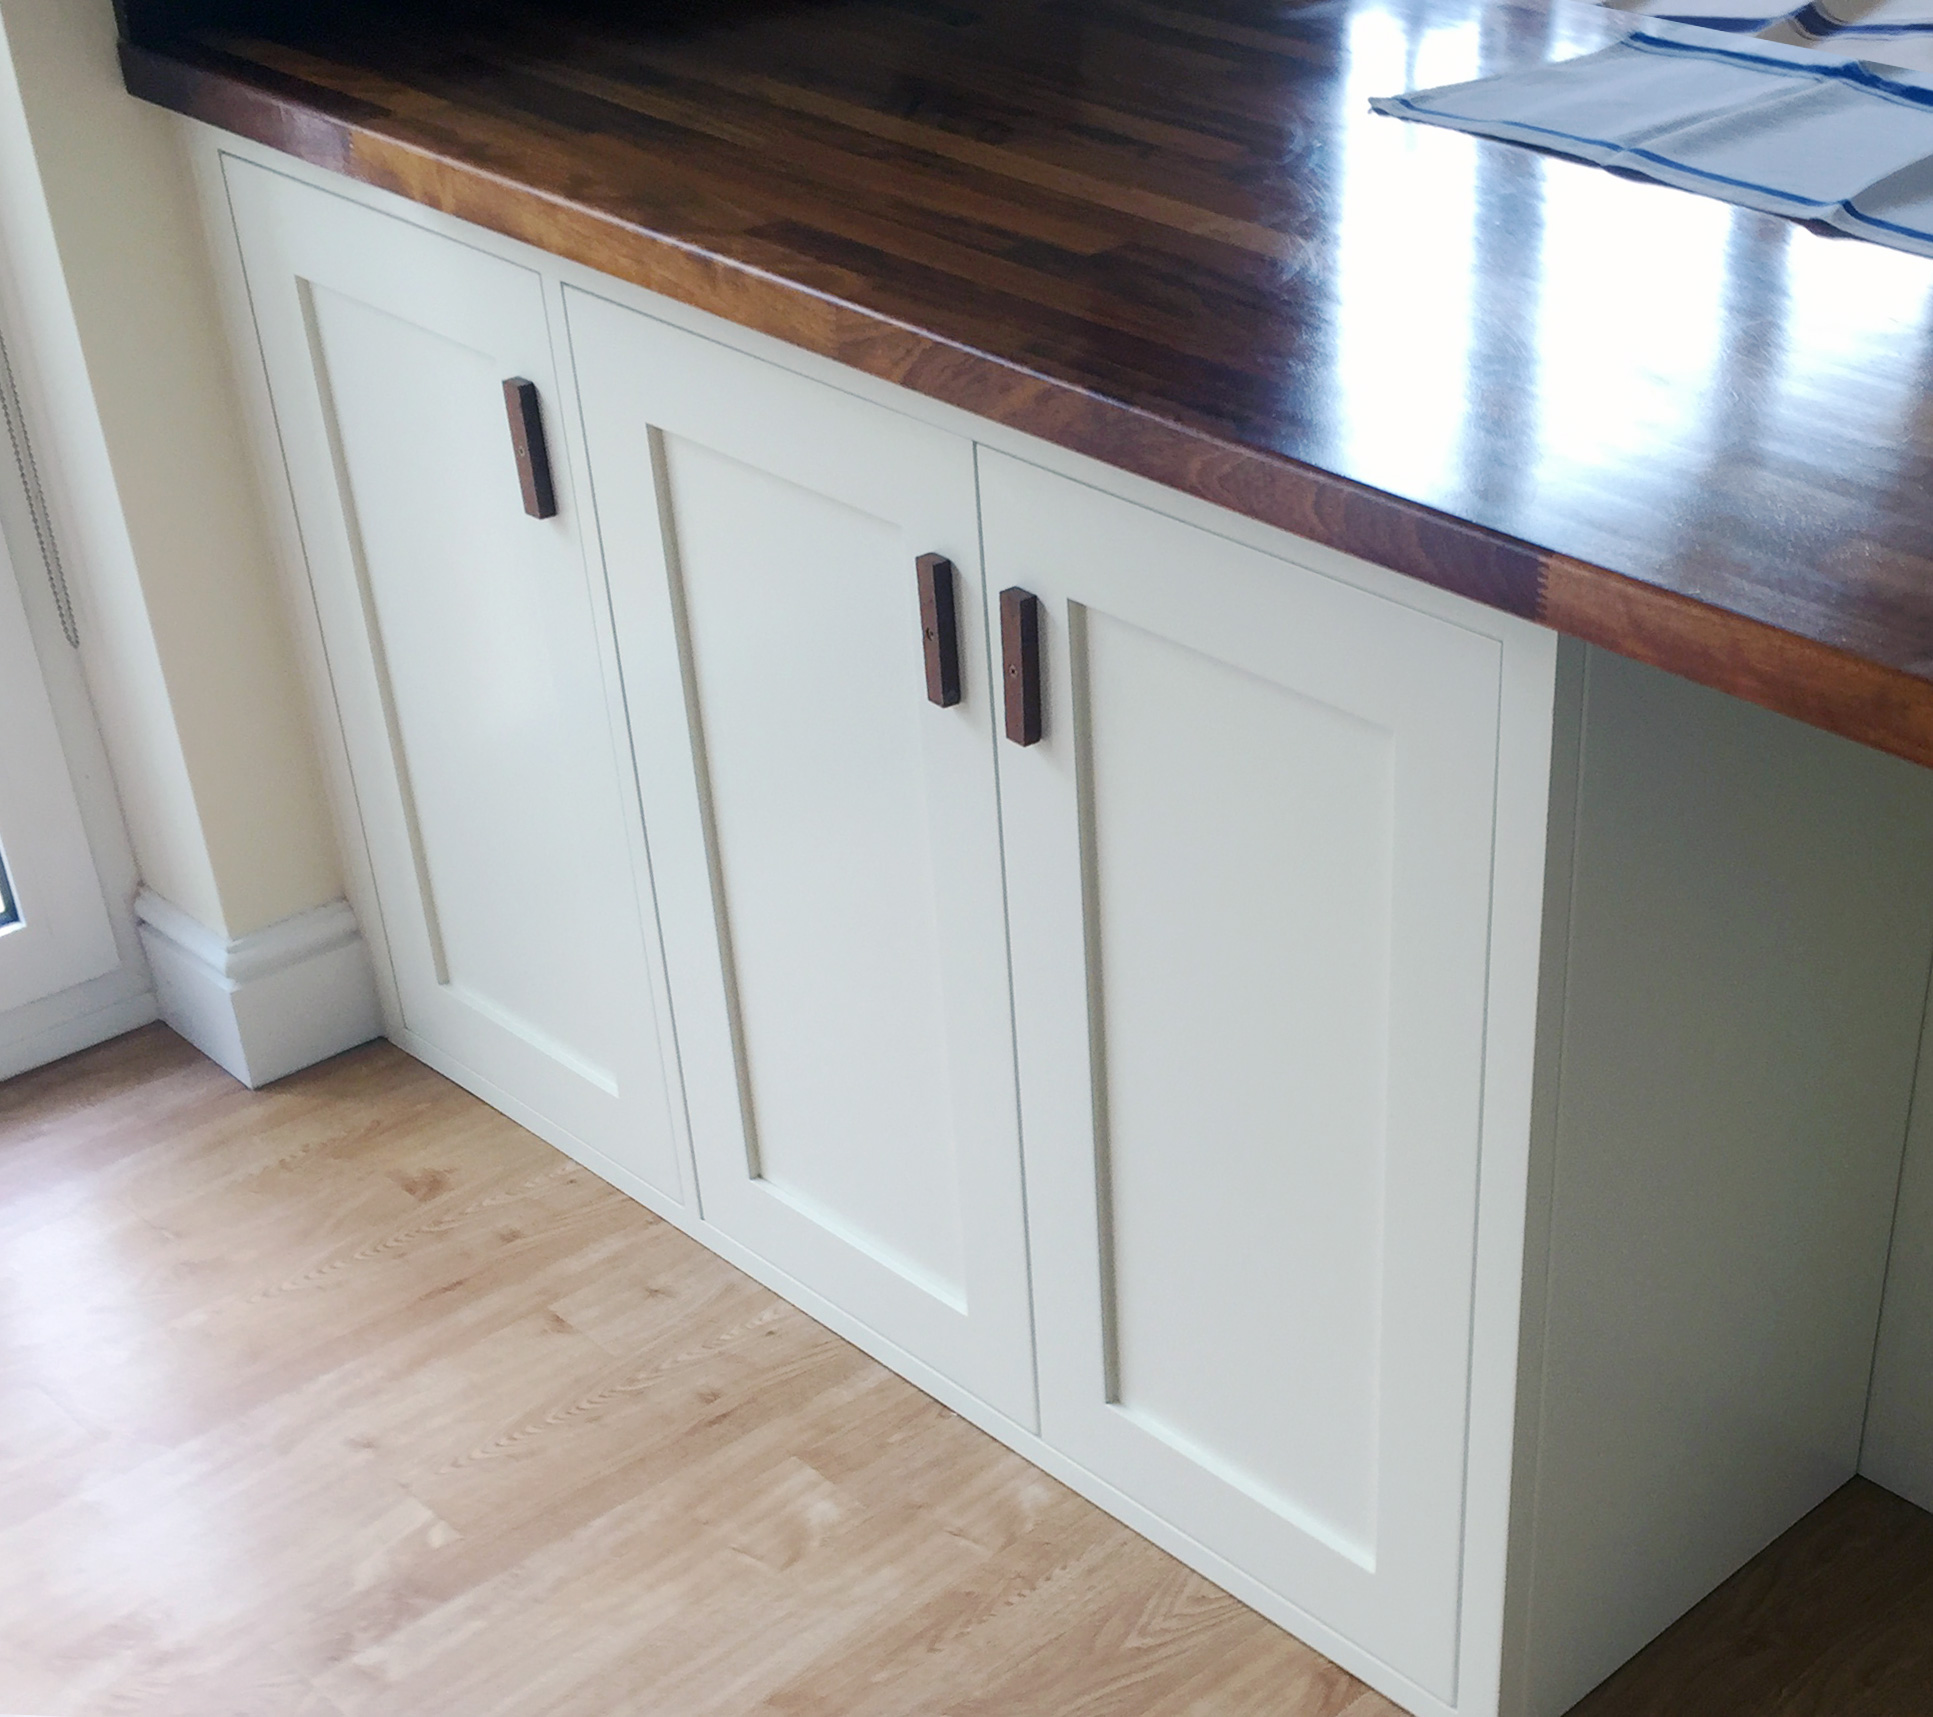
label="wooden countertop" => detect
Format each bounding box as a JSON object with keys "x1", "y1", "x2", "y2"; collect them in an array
[{"x1": 119, "y1": 0, "x2": 1933, "y2": 768}]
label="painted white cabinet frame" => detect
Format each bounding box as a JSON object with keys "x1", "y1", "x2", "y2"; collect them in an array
[{"x1": 200, "y1": 133, "x2": 1933, "y2": 1717}]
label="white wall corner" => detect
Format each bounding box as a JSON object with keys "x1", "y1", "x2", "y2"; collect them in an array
[
  {"x1": 1861, "y1": 975, "x2": 1933, "y2": 1517},
  {"x1": 134, "y1": 888, "x2": 382, "y2": 1088}
]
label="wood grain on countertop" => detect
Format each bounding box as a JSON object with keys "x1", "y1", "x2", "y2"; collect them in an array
[{"x1": 118, "y1": 0, "x2": 1933, "y2": 768}]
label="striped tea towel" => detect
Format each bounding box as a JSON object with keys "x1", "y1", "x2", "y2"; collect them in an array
[
  {"x1": 1370, "y1": 20, "x2": 1933, "y2": 256},
  {"x1": 1613, "y1": 0, "x2": 1933, "y2": 76}
]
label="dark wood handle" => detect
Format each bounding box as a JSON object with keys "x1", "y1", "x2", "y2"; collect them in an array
[
  {"x1": 502, "y1": 377, "x2": 557, "y2": 519},
  {"x1": 1000, "y1": 587, "x2": 1043, "y2": 746},
  {"x1": 916, "y1": 554, "x2": 963, "y2": 708}
]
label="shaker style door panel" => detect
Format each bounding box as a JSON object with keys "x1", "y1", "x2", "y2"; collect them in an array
[
  {"x1": 568, "y1": 290, "x2": 1034, "y2": 1423},
  {"x1": 982, "y1": 449, "x2": 1502, "y2": 1701},
  {"x1": 224, "y1": 159, "x2": 681, "y2": 1197}
]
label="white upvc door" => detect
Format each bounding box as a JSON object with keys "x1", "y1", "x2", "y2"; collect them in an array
[
  {"x1": 982, "y1": 447, "x2": 1504, "y2": 1704},
  {"x1": 570, "y1": 288, "x2": 1036, "y2": 1426},
  {"x1": 224, "y1": 157, "x2": 682, "y2": 1200},
  {"x1": 0, "y1": 520, "x2": 115, "y2": 1016}
]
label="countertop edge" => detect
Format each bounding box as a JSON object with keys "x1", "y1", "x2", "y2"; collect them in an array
[
  {"x1": 1544, "y1": 556, "x2": 1933, "y2": 766},
  {"x1": 119, "y1": 35, "x2": 1933, "y2": 774}
]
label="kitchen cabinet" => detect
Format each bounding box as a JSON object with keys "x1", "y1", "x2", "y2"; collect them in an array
[
  {"x1": 223, "y1": 161, "x2": 682, "y2": 1200},
  {"x1": 567, "y1": 287, "x2": 1036, "y2": 1425},
  {"x1": 981, "y1": 447, "x2": 1516, "y2": 1698},
  {"x1": 209, "y1": 144, "x2": 1933, "y2": 1717}
]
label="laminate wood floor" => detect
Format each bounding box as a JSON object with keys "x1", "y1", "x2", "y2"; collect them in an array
[
  {"x1": 7, "y1": 1028, "x2": 1931, "y2": 1717},
  {"x1": 0, "y1": 1026, "x2": 1403, "y2": 1717},
  {"x1": 1570, "y1": 1476, "x2": 1933, "y2": 1717}
]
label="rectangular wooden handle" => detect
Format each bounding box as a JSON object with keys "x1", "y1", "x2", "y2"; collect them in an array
[
  {"x1": 917, "y1": 553, "x2": 963, "y2": 708},
  {"x1": 1000, "y1": 587, "x2": 1043, "y2": 746},
  {"x1": 502, "y1": 377, "x2": 558, "y2": 520}
]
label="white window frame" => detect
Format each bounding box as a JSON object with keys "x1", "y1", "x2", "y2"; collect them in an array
[{"x1": 0, "y1": 519, "x2": 116, "y2": 1013}]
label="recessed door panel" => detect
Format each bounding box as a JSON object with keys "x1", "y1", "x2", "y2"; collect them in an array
[
  {"x1": 309, "y1": 288, "x2": 628, "y2": 1090},
  {"x1": 665, "y1": 438, "x2": 965, "y2": 1302},
  {"x1": 984, "y1": 446, "x2": 1501, "y2": 1699},
  {"x1": 570, "y1": 288, "x2": 1034, "y2": 1423},
  {"x1": 1087, "y1": 609, "x2": 1395, "y2": 1567},
  {"x1": 226, "y1": 158, "x2": 680, "y2": 1197}
]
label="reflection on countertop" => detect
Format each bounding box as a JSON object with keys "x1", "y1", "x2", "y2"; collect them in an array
[{"x1": 121, "y1": 0, "x2": 1933, "y2": 757}]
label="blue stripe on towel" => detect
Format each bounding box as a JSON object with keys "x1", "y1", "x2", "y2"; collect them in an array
[
  {"x1": 1786, "y1": 1, "x2": 1850, "y2": 36},
  {"x1": 1655, "y1": 14, "x2": 1778, "y2": 28},
  {"x1": 1375, "y1": 92, "x2": 1840, "y2": 205},
  {"x1": 1622, "y1": 27, "x2": 1933, "y2": 104},
  {"x1": 1650, "y1": 11, "x2": 1933, "y2": 32},
  {"x1": 1373, "y1": 19, "x2": 1933, "y2": 255},
  {"x1": 1839, "y1": 201, "x2": 1933, "y2": 240}
]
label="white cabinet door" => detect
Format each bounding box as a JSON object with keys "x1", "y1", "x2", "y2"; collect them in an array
[
  {"x1": 225, "y1": 160, "x2": 681, "y2": 1199},
  {"x1": 982, "y1": 449, "x2": 1502, "y2": 1702},
  {"x1": 569, "y1": 289, "x2": 1034, "y2": 1424}
]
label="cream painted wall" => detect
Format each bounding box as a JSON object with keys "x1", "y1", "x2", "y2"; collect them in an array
[{"x1": 0, "y1": 0, "x2": 339, "y2": 941}]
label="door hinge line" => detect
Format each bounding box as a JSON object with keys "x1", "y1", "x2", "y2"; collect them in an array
[{"x1": 0, "y1": 328, "x2": 77, "y2": 648}]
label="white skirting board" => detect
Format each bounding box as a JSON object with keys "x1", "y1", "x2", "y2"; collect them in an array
[
  {"x1": 134, "y1": 888, "x2": 383, "y2": 1088},
  {"x1": 0, "y1": 974, "x2": 158, "y2": 1083}
]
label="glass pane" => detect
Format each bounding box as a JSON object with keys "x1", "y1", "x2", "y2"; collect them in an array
[{"x1": 0, "y1": 845, "x2": 17, "y2": 929}]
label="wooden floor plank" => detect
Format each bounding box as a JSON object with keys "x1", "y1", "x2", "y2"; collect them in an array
[
  {"x1": 0, "y1": 1026, "x2": 1406, "y2": 1717},
  {"x1": 10, "y1": 1025, "x2": 1931, "y2": 1716},
  {"x1": 1571, "y1": 1476, "x2": 1933, "y2": 1717}
]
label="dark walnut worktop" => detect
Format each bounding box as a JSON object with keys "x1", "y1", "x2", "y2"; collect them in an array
[{"x1": 120, "y1": 0, "x2": 1933, "y2": 767}]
